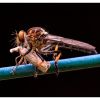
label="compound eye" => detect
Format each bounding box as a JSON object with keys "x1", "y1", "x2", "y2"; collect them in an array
[{"x1": 18, "y1": 30, "x2": 25, "y2": 42}]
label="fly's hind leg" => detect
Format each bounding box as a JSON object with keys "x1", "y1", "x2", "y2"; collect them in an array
[
  {"x1": 40, "y1": 44, "x2": 61, "y2": 75},
  {"x1": 53, "y1": 44, "x2": 61, "y2": 76}
]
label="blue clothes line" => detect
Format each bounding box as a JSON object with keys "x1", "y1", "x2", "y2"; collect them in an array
[{"x1": 0, "y1": 54, "x2": 100, "y2": 81}]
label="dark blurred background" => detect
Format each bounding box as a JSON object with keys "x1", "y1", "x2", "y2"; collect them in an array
[{"x1": 0, "y1": 3, "x2": 100, "y2": 97}]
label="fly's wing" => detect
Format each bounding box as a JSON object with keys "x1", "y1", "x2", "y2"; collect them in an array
[{"x1": 44, "y1": 34, "x2": 97, "y2": 54}]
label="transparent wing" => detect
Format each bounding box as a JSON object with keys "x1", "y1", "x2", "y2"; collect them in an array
[{"x1": 44, "y1": 34, "x2": 97, "y2": 54}]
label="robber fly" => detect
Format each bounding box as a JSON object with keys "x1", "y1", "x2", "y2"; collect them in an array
[{"x1": 10, "y1": 27, "x2": 97, "y2": 75}]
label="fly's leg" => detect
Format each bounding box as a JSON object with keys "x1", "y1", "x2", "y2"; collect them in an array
[
  {"x1": 16, "y1": 56, "x2": 24, "y2": 66},
  {"x1": 12, "y1": 55, "x2": 24, "y2": 75},
  {"x1": 40, "y1": 44, "x2": 61, "y2": 75},
  {"x1": 40, "y1": 44, "x2": 58, "y2": 55},
  {"x1": 34, "y1": 66, "x2": 38, "y2": 78},
  {"x1": 33, "y1": 49, "x2": 46, "y2": 77},
  {"x1": 53, "y1": 44, "x2": 61, "y2": 76},
  {"x1": 10, "y1": 46, "x2": 30, "y2": 74},
  {"x1": 35, "y1": 48, "x2": 45, "y2": 62}
]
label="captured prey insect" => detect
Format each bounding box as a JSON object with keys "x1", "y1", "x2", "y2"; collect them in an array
[
  {"x1": 10, "y1": 46, "x2": 50, "y2": 77},
  {"x1": 10, "y1": 27, "x2": 97, "y2": 76}
]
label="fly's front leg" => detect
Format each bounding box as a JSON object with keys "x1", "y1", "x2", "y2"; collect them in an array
[
  {"x1": 10, "y1": 46, "x2": 30, "y2": 74},
  {"x1": 12, "y1": 55, "x2": 24, "y2": 75},
  {"x1": 13, "y1": 43, "x2": 32, "y2": 73},
  {"x1": 15, "y1": 55, "x2": 24, "y2": 66}
]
